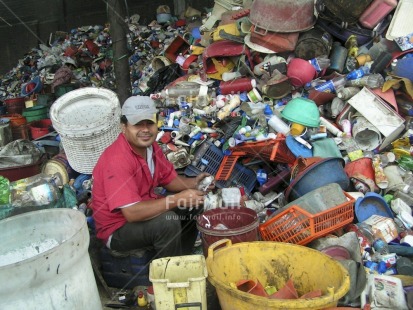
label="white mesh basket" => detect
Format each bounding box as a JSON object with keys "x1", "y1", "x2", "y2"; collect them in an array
[{"x1": 50, "y1": 87, "x2": 121, "y2": 174}]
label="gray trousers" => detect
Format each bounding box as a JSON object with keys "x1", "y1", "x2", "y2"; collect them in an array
[{"x1": 110, "y1": 207, "x2": 202, "y2": 258}]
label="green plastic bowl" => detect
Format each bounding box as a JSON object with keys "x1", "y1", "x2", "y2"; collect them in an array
[{"x1": 281, "y1": 97, "x2": 320, "y2": 127}]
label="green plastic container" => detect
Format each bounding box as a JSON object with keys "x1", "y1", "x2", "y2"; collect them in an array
[{"x1": 22, "y1": 105, "x2": 48, "y2": 122}]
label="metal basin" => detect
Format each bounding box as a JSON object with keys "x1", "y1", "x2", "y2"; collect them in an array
[{"x1": 250, "y1": 0, "x2": 316, "y2": 33}]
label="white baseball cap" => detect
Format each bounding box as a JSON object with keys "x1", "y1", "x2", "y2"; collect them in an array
[{"x1": 122, "y1": 96, "x2": 158, "y2": 125}]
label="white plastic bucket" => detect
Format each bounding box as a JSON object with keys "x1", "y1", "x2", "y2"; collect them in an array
[
  {"x1": 0, "y1": 209, "x2": 102, "y2": 310},
  {"x1": 50, "y1": 87, "x2": 121, "y2": 174}
]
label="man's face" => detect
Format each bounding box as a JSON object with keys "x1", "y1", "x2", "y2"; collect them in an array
[{"x1": 122, "y1": 119, "x2": 158, "y2": 153}]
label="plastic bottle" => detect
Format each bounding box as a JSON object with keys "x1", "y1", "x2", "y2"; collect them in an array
[
  {"x1": 370, "y1": 51, "x2": 393, "y2": 74},
  {"x1": 220, "y1": 78, "x2": 256, "y2": 95},
  {"x1": 308, "y1": 55, "x2": 330, "y2": 72},
  {"x1": 168, "y1": 85, "x2": 207, "y2": 97},
  {"x1": 397, "y1": 155, "x2": 413, "y2": 171},
  {"x1": 0, "y1": 176, "x2": 10, "y2": 205},
  {"x1": 373, "y1": 154, "x2": 389, "y2": 189},
  {"x1": 337, "y1": 87, "x2": 361, "y2": 100},
  {"x1": 253, "y1": 55, "x2": 286, "y2": 76},
  {"x1": 320, "y1": 116, "x2": 345, "y2": 137},
  {"x1": 397, "y1": 210, "x2": 413, "y2": 229},
  {"x1": 256, "y1": 169, "x2": 268, "y2": 186},
  {"x1": 137, "y1": 290, "x2": 148, "y2": 307},
  {"x1": 373, "y1": 238, "x2": 389, "y2": 255},
  {"x1": 346, "y1": 66, "x2": 370, "y2": 80},
  {"x1": 345, "y1": 73, "x2": 384, "y2": 88},
  {"x1": 394, "y1": 190, "x2": 413, "y2": 207},
  {"x1": 402, "y1": 173, "x2": 413, "y2": 196},
  {"x1": 364, "y1": 260, "x2": 388, "y2": 274},
  {"x1": 359, "y1": 0, "x2": 398, "y2": 30},
  {"x1": 356, "y1": 54, "x2": 373, "y2": 67},
  {"x1": 329, "y1": 41, "x2": 348, "y2": 73},
  {"x1": 216, "y1": 95, "x2": 241, "y2": 120},
  {"x1": 222, "y1": 71, "x2": 242, "y2": 81},
  {"x1": 357, "y1": 222, "x2": 375, "y2": 247},
  {"x1": 267, "y1": 114, "x2": 290, "y2": 135},
  {"x1": 263, "y1": 104, "x2": 273, "y2": 121},
  {"x1": 345, "y1": 35, "x2": 359, "y2": 58},
  {"x1": 330, "y1": 97, "x2": 345, "y2": 118},
  {"x1": 357, "y1": 222, "x2": 390, "y2": 255},
  {"x1": 368, "y1": 38, "x2": 400, "y2": 61},
  {"x1": 345, "y1": 56, "x2": 358, "y2": 72},
  {"x1": 314, "y1": 76, "x2": 346, "y2": 93},
  {"x1": 157, "y1": 83, "x2": 209, "y2": 98}
]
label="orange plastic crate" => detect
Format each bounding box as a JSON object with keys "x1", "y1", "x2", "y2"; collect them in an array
[
  {"x1": 229, "y1": 134, "x2": 296, "y2": 164},
  {"x1": 259, "y1": 192, "x2": 355, "y2": 245},
  {"x1": 268, "y1": 136, "x2": 295, "y2": 163},
  {"x1": 216, "y1": 136, "x2": 296, "y2": 181}
]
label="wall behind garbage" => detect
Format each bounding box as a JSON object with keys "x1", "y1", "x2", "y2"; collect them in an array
[{"x1": 0, "y1": 0, "x2": 212, "y2": 75}]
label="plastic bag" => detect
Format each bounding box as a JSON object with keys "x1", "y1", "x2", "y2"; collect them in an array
[
  {"x1": 0, "y1": 139, "x2": 42, "y2": 168},
  {"x1": 0, "y1": 176, "x2": 10, "y2": 205},
  {"x1": 10, "y1": 173, "x2": 61, "y2": 208},
  {"x1": 397, "y1": 155, "x2": 413, "y2": 171},
  {"x1": 143, "y1": 63, "x2": 181, "y2": 96}
]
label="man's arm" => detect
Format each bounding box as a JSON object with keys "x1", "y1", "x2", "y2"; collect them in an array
[
  {"x1": 121, "y1": 188, "x2": 205, "y2": 222},
  {"x1": 164, "y1": 175, "x2": 198, "y2": 192},
  {"x1": 164, "y1": 172, "x2": 212, "y2": 192}
]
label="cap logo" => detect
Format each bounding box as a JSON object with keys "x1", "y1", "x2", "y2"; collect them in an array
[{"x1": 135, "y1": 105, "x2": 150, "y2": 110}]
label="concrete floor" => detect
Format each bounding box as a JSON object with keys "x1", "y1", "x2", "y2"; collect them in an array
[
  {"x1": 96, "y1": 275, "x2": 222, "y2": 309},
  {"x1": 92, "y1": 243, "x2": 222, "y2": 309}
]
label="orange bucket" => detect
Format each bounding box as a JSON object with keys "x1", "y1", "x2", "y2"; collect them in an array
[
  {"x1": 29, "y1": 119, "x2": 53, "y2": 139},
  {"x1": 2, "y1": 114, "x2": 27, "y2": 127}
]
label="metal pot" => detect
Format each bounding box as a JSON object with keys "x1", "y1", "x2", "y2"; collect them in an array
[{"x1": 250, "y1": 0, "x2": 316, "y2": 33}]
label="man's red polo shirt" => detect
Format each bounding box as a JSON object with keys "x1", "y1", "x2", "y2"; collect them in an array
[{"x1": 92, "y1": 134, "x2": 177, "y2": 244}]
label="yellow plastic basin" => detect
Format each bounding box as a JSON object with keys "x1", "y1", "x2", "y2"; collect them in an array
[{"x1": 207, "y1": 239, "x2": 350, "y2": 309}]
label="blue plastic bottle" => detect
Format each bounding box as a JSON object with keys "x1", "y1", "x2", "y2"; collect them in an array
[
  {"x1": 314, "y1": 76, "x2": 346, "y2": 93},
  {"x1": 308, "y1": 55, "x2": 330, "y2": 72},
  {"x1": 263, "y1": 104, "x2": 273, "y2": 121},
  {"x1": 346, "y1": 66, "x2": 370, "y2": 80}
]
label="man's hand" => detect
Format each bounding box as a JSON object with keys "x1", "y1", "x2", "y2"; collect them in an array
[
  {"x1": 195, "y1": 173, "x2": 215, "y2": 192},
  {"x1": 167, "y1": 189, "x2": 205, "y2": 209}
]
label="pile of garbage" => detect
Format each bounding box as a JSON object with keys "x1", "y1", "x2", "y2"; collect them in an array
[{"x1": 1, "y1": 0, "x2": 413, "y2": 308}]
